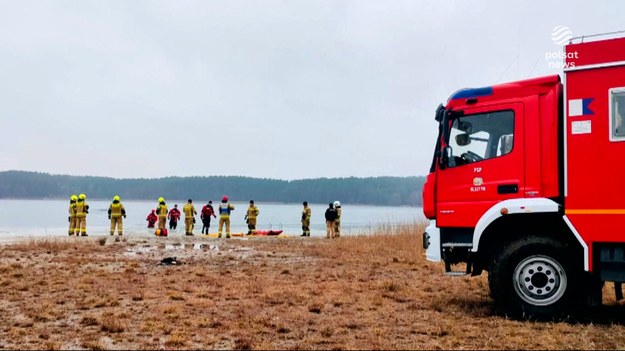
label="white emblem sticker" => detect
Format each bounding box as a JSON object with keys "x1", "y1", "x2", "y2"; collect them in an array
[{"x1": 473, "y1": 177, "x2": 484, "y2": 186}]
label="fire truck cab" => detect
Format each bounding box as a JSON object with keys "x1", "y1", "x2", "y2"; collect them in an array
[{"x1": 422, "y1": 33, "x2": 625, "y2": 319}]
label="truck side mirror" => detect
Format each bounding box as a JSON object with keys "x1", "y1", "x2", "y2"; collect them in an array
[
  {"x1": 455, "y1": 133, "x2": 471, "y2": 146},
  {"x1": 435, "y1": 104, "x2": 445, "y2": 122}
]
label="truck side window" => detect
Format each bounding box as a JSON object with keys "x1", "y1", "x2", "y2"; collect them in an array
[
  {"x1": 447, "y1": 110, "x2": 514, "y2": 167},
  {"x1": 611, "y1": 89, "x2": 625, "y2": 140}
]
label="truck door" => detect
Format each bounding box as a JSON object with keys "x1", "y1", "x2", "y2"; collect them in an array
[{"x1": 436, "y1": 103, "x2": 525, "y2": 228}]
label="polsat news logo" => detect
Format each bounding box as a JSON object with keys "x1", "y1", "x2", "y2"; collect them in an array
[{"x1": 546, "y1": 25, "x2": 578, "y2": 69}]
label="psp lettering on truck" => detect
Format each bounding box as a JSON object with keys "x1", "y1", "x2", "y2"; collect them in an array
[{"x1": 421, "y1": 32, "x2": 625, "y2": 319}]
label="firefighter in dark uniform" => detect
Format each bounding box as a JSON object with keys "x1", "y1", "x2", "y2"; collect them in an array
[
  {"x1": 325, "y1": 202, "x2": 337, "y2": 239},
  {"x1": 200, "y1": 201, "x2": 216, "y2": 234}
]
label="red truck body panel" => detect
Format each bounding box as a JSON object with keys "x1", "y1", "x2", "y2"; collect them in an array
[{"x1": 564, "y1": 37, "x2": 625, "y2": 268}]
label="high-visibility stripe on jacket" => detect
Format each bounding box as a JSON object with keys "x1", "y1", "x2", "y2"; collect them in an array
[{"x1": 219, "y1": 203, "x2": 234, "y2": 219}]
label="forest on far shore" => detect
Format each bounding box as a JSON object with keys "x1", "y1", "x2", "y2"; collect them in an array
[{"x1": 0, "y1": 170, "x2": 425, "y2": 206}]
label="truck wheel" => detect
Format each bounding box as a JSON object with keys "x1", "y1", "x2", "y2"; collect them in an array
[{"x1": 488, "y1": 236, "x2": 581, "y2": 320}]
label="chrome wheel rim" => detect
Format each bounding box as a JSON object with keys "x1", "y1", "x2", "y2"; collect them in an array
[{"x1": 513, "y1": 255, "x2": 566, "y2": 306}]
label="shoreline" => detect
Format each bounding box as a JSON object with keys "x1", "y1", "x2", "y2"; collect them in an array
[{"x1": 0, "y1": 197, "x2": 423, "y2": 208}]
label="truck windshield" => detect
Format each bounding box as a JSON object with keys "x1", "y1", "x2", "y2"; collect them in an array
[{"x1": 444, "y1": 110, "x2": 514, "y2": 167}]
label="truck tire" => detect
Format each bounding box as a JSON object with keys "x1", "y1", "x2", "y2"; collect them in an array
[{"x1": 488, "y1": 236, "x2": 582, "y2": 320}]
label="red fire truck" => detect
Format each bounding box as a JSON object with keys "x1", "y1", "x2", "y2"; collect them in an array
[{"x1": 422, "y1": 32, "x2": 625, "y2": 319}]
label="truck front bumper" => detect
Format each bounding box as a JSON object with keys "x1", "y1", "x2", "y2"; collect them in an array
[{"x1": 423, "y1": 220, "x2": 441, "y2": 262}]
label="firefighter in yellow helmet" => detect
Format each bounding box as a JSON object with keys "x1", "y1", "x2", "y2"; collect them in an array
[
  {"x1": 183, "y1": 199, "x2": 197, "y2": 236},
  {"x1": 217, "y1": 196, "x2": 235, "y2": 238},
  {"x1": 108, "y1": 195, "x2": 126, "y2": 236},
  {"x1": 245, "y1": 200, "x2": 259, "y2": 235},
  {"x1": 156, "y1": 197, "x2": 168, "y2": 231},
  {"x1": 75, "y1": 193, "x2": 89, "y2": 236},
  {"x1": 68, "y1": 194, "x2": 78, "y2": 236}
]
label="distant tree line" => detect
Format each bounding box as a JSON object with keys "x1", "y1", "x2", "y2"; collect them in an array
[{"x1": 0, "y1": 171, "x2": 425, "y2": 206}]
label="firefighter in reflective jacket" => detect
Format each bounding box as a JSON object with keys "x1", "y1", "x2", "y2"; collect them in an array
[
  {"x1": 68, "y1": 194, "x2": 78, "y2": 236},
  {"x1": 334, "y1": 200, "x2": 342, "y2": 238},
  {"x1": 75, "y1": 193, "x2": 89, "y2": 236},
  {"x1": 301, "y1": 201, "x2": 311, "y2": 237},
  {"x1": 183, "y1": 199, "x2": 197, "y2": 236},
  {"x1": 245, "y1": 200, "x2": 259, "y2": 235},
  {"x1": 156, "y1": 197, "x2": 168, "y2": 231},
  {"x1": 108, "y1": 195, "x2": 127, "y2": 236},
  {"x1": 217, "y1": 196, "x2": 235, "y2": 238}
]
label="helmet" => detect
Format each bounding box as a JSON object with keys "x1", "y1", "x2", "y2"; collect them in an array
[
  {"x1": 113, "y1": 195, "x2": 120, "y2": 201},
  {"x1": 70, "y1": 195, "x2": 78, "y2": 201},
  {"x1": 158, "y1": 197, "x2": 164, "y2": 203},
  {"x1": 334, "y1": 201, "x2": 340, "y2": 207},
  {"x1": 79, "y1": 194, "x2": 86, "y2": 200},
  {"x1": 222, "y1": 196, "x2": 228, "y2": 202}
]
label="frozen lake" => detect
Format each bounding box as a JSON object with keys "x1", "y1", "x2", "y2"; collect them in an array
[{"x1": 0, "y1": 199, "x2": 425, "y2": 239}]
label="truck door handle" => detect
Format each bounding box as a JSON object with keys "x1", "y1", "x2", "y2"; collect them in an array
[{"x1": 497, "y1": 184, "x2": 518, "y2": 194}]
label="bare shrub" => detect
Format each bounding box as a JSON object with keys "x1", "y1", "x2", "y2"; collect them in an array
[
  {"x1": 43, "y1": 341, "x2": 60, "y2": 350},
  {"x1": 308, "y1": 303, "x2": 323, "y2": 314},
  {"x1": 81, "y1": 336, "x2": 106, "y2": 350},
  {"x1": 100, "y1": 314, "x2": 126, "y2": 333},
  {"x1": 167, "y1": 291, "x2": 185, "y2": 301},
  {"x1": 320, "y1": 326, "x2": 333, "y2": 338},
  {"x1": 12, "y1": 239, "x2": 76, "y2": 252},
  {"x1": 382, "y1": 280, "x2": 402, "y2": 292},
  {"x1": 233, "y1": 335, "x2": 253, "y2": 350},
  {"x1": 164, "y1": 330, "x2": 187, "y2": 347},
  {"x1": 80, "y1": 315, "x2": 99, "y2": 326}
]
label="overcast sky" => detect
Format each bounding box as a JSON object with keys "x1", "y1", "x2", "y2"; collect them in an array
[{"x1": 0, "y1": 0, "x2": 621, "y2": 180}]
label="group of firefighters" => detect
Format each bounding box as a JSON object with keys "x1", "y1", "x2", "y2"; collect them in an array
[{"x1": 68, "y1": 194, "x2": 342, "y2": 238}]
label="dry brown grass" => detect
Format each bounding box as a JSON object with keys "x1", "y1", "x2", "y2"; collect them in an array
[{"x1": 0, "y1": 223, "x2": 625, "y2": 349}]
